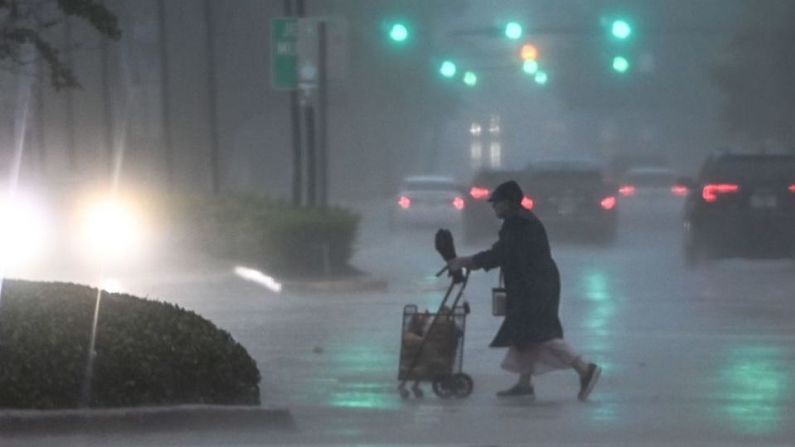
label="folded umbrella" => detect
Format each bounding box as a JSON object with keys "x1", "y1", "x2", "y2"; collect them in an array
[{"x1": 435, "y1": 229, "x2": 464, "y2": 283}]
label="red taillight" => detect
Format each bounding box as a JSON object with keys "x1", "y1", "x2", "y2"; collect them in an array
[
  {"x1": 702, "y1": 183, "x2": 739, "y2": 202},
  {"x1": 452, "y1": 197, "x2": 465, "y2": 210},
  {"x1": 618, "y1": 185, "x2": 635, "y2": 196},
  {"x1": 789, "y1": 184, "x2": 795, "y2": 193},
  {"x1": 671, "y1": 185, "x2": 689, "y2": 197},
  {"x1": 521, "y1": 196, "x2": 534, "y2": 210},
  {"x1": 600, "y1": 196, "x2": 617, "y2": 210},
  {"x1": 398, "y1": 196, "x2": 411, "y2": 209},
  {"x1": 470, "y1": 186, "x2": 490, "y2": 200}
]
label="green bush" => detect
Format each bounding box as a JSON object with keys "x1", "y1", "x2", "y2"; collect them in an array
[
  {"x1": 0, "y1": 279, "x2": 260, "y2": 409},
  {"x1": 161, "y1": 193, "x2": 360, "y2": 277}
]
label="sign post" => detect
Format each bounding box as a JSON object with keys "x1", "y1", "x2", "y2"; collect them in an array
[{"x1": 271, "y1": 17, "x2": 298, "y2": 90}]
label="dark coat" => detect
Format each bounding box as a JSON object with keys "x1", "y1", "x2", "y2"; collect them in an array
[{"x1": 472, "y1": 210, "x2": 563, "y2": 348}]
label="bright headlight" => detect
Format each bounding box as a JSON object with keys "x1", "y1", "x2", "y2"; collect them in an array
[
  {"x1": 77, "y1": 196, "x2": 146, "y2": 262},
  {"x1": 0, "y1": 194, "x2": 50, "y2": 269}
]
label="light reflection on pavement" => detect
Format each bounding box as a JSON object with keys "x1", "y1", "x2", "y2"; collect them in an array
[
  {"x1": 7, "y1": 201, "x2": 795, "y2": 446},
  {"x1": 717, "y1": 345, "x2": 791, "y2": 435}
]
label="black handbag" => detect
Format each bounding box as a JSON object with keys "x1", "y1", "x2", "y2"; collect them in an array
[{"x1": 492, "y1": 271, "x2": 506, "y2": 316}]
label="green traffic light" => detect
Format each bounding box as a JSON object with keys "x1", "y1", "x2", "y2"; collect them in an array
[
  {"x1": 440, "y1": 60, "x2": 457, "y2": 78},
  {"x1": 612, "y1": 56, "x2": 630, "y2": 73},
  {"x1": 522, "y1": 60, "x2": 539, "y2": 75},
  {"x1": 463, "y1": 71, "x2": 478, "y2": 87},
  {"x1": 611, "y1": 19, "x2": 632, "y2": 39},
  {"x1": 534, "y1": 70, "x2": 548, "y2": 85},
  {"x1": 504, "y1": 22, "x2": 523, "y2": 40},
  {"x1": 389, "y1": 23, "x2": 409, "y2": 42}
]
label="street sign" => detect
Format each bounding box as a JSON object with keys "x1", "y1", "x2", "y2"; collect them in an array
[{"x1": 271, "y1": 17, "x2": 298, "y2": 90}]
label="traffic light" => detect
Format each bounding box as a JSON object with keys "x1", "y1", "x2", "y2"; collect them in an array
[
  {"x1": 439, "y1": 60, "x2": 457, "y2": 78},
  {"x1": 387, "y1": 22, "x2": 409, "y2": 43},
  {"x1": 522, "y1": 59, "x2": 539, "y2": 75},
  {"x1": 611, "y1": 19, "x2": 632, "y2": 40},
  {"x1": 612, "y1": 56, "x2": 630, "y2": 73},
  {"x1": 504, "y1": 22, "x2": 523, "y2": 40},
  {"x1": 519, "y1": 43, "x2": 538, "y2": 61},
  {"x1": 463, "y1": 71, "x2": 478, "y2": 87},
  {"x1": 534, "y1": 71, "x2": 548, "y2": 85}
]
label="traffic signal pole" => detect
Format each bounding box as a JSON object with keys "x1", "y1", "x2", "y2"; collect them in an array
[
  {"x1": 317, "y1": 20, "x2": 328, "y2": 208},
  {"x1": 284, "y1": 0, "x2": 304, "y2": 206}
]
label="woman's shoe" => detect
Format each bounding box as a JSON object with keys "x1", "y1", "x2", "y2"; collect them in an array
[
  {"x1": 496, "y1": 383, "x2": 535, "y2": 398},
  {"x1": 578, "y1": 363, "x2": 602, "y2": 401}
]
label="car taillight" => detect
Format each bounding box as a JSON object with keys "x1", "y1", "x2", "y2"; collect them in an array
[
  {"x1": 618, "y1": 185, "x2": 635, "y2": 196},
  {"x1": 600, "y1": 196, "x2": 617, "y2": 210},
  {"x1": 470, "y1": 186, "x2": 490, "y2": 200},
  {"x1": 521, "y1": 196, "x2": 534, "y2": 210},
  {"x1": 452, "y1": 197, "x2": 465, "y2": 210},
  {"x1": 398, "y1": 196, "x2": 411, "y2": 209},
  {"x1": 789, "y1": 184, "x2": 795, "y2": 193},
  {"x1": 702, "y1": 184, "x2": 739, "y2": 202},
  {"x1": 671, "y1": 185, "x2": 689, "y2": 197}
]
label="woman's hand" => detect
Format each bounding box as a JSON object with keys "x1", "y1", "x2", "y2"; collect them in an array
[{"x1": 448, "y1": 256, "x2": 474, "y2": 271}]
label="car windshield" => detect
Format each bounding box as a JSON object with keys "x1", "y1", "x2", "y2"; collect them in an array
[
  {"x1": 529, "y1": 170, "x2": 605, "y2": 191},
  {"x1": 709, "y1": 156, "x2": 795, "y2": 182},
  {"x1": 625, "y1": 171, "x2": 676, "y2": 187},
  {"x1": 402, "y1": 180, "x2": 461, "y2": 191},
  {"x1": 472, "y1": 170, "x2": 524, "y2": 187}
]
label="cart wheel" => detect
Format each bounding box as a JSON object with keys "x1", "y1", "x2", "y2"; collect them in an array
[
  {"x1": 399, "y1": 388, "x2": 411, "y2": 399},
  {"x1": 412, "y1": 386, "x2": 424, "y2": 399},
  {"x1": 452, "y1": 373, "x2": 474, "y2": 398},
  {"x1": 432, "y1": 375, "x2": 455, "y2": 399}
]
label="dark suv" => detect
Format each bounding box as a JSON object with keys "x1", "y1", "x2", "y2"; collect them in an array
[
  {"x1": 524, "y1": 160, "x2": 618, "y2": 243},
  {"x1": 682, "y1": 151, "x2": 795, "y2": 264},
  {"x1": 462, "y1": 168, "x2": 530, "y2": 243}
]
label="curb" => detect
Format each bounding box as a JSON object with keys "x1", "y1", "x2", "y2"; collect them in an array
[
  {"x1": 281, "y1": 275, "x2": 388, "y2": 294},
  {"x1": 0, "y1": 405, "x2": 296, "y2": 435}
]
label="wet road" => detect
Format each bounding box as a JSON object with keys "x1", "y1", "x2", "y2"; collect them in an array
[{"x1": 6, "y1": 198, "x2": 795, "y2": 446}]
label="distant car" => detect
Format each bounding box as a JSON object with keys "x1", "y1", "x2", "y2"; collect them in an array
[
  {"x1": 617, "y1": 166, "x2": 689, "y2": 219},
  {"x1": 524, "y1": 160, "x2": 618, "y2": 243},
  {"x1": 391, "y1": 176, "x2": 466, "y2": 229},
  {"x1": 618, "y1": 166, "x2": 688, "y2": 198},
  {"x1": 682, "y1": 151, "x2": 795, "y2": 264},
  {"x1": 462, "y1": 168, "x2": 531, "y2": 243}
]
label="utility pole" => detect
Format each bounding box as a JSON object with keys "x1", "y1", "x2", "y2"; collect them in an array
[
  {"x1": 284, "y1": 0, "x2": 304, "y2": 206},
  {"x1": 204, "y1": 0, "x2": 221, "y2": 194},
  {"x1": 317, "y1": 21, "x2": 329, "y2": 208},
  {"x1": 100, "y1": 23, "x2": 114, "y2": 181},
  {"x1": 64, "y1": 17, "x2": 77, "y2": 175},
  {"x1": 157, "y1": 0, "x2": 175, "y2": 190}
]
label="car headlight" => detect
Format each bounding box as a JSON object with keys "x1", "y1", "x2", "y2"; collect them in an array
[
  {"x1": 0, "y1": 194, "x2": 50, "y2": 271},
  {"x1": 76, "y1": 196, "x2": 147, "y2": 263}
]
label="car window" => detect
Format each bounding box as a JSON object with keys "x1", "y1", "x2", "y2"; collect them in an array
[
  {"x1": 625, "y1": 171, "x2": 676, "y2": 187},
  {"x1": 706, "y1": 156, "x2": 795, "y2": 182},
  {"x1": 529, "y1": 170, "x2": 605, "y2": 190},
  {"x1": 402, "y1": 180, "x2": 462, "y2": 192},
  {"x1": 472, "y1": 170, "x2": 524, "y2": 187}
]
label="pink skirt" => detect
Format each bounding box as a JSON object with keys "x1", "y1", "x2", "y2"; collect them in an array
[{"x1": 500, "y1": 338, "x2": 580, "y2": 376}]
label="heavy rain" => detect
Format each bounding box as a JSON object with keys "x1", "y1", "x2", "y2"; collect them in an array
[{"x1": 1, "y1": 1, "x2": 794, "y2": 446}]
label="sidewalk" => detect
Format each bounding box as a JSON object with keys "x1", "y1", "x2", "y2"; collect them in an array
[{"x1": 0, "y1": 405, "x2": 296, "y2": 435}]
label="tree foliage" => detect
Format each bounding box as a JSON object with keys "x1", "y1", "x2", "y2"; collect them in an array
[
  {"x1": 0, "y1": 0, "x2": 121, "y2": 89},
  {"x1": 712, "y1": 2, "x2": 795, "y2": 146}
]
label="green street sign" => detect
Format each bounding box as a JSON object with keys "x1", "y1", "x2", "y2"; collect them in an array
[{"x1": 271, "y1": 17, "x2": 298, "y2": 90}]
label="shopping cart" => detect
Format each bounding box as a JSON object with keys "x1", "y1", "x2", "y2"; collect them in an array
[{"x1": 397, "y1": 266, "x2": 473, "y2": 399}]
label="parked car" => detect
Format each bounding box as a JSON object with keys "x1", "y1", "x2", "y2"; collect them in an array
[
  {"x1": 524, "y1": 160, "x2": 618, "y2": 243},
  {"x1": 682, "y1": 150, "x2": 795, "y2": 264},
  {"x1": 391, "y1": 175, "x2": 467, "y2": 229},
  {"x1": 462, "y1": 168, "x2": 531, "y2": 243}
]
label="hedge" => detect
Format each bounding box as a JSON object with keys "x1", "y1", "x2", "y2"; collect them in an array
[
  {"x1": 162, "y1": 194, "x2": 360, "y2": 277},
  {"x1": 0, "y1": 279, "x2": 260, "y2": 409}
]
